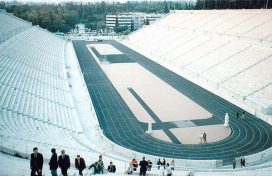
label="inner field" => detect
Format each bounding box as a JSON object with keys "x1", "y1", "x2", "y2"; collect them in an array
[{"x1": 88, "y1": 43, "x2": 231, "y2": 144}]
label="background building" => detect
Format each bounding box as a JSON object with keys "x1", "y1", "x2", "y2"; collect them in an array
[{"x1": 106, "y1": 13, "x2": 164, "y2": 32}]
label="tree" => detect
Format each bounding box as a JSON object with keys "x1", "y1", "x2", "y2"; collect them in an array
[
  {"x1": 5, "y1": 1, "x2": 198, "y2": 34},
  {"x1": 114, "y1": 25, "x2": 128, "y2": 33},
  {"x1": 0, "y1": 1, "x2": 5, "y2": 9},
  {"x1": 63, "y1": 11, "x2": 78, "y2": 28},
  {"x1": 195, "y1": 0, "x2": 271, "y2": 9},
  {"x1": 164, "y1": 0, "x2": 169, "y2": 13},
  {"x1": 58, "y1": 23, "x2": 72, "y2": 33},
  {"x1": 85, "y1": 23, "x2": 96, "y2": 30},
  {"x1": 28, "y1": 10, "x2": 39, "y2": 25}
]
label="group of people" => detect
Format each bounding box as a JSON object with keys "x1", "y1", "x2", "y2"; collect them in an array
[
  {"x1": 88, "y1": 154, "x2": 116, "y2": 174},
  {"x1": 128, "y1": 158, "x2": 152, "y2": 175},
  {"x1": 30, "y1": 147, "x2": 116, "y2": 176},
  {"x1": 49, "y1": 148, "x2": 73, "y2": 176},
  {"x1": 199, "y1": 132, "x2": 207, "y2": 143},
  {"x1": 233, "y1": 157, "x2": 246, "y2": 169},
  {"x1": 157, "y1": 158, "x2": 175, "y2": 176},
  {"x1": 30, "y1": 147, "x2": 73, "y2": 176},
  {"x1": 31, "y1": 147, "x2": 83, "y2": 176},
  {"x1": 236, "y1": 111, "x2": 246, "y2": 120},
  {"x1": 127, "y1": 157, "x2": 174, "y2": 176}
]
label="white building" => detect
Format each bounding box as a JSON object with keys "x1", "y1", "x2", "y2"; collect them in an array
[
  {"x1": 75, "y1": 23, "x2": 86, "y2": 34},
  {"x1": 105, "y1": 15, "x2": 117, "y2": 28},
  {"x1": 106, "y1": 13, "x2": 164, "y2": 31},
  {"x1": 145, "y1": 13, "x2": 163, "y2": 24}
]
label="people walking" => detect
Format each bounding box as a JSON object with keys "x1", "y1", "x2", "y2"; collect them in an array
[
  {"x1": 203, "y1": 132, "x2": 207, "y2": 143},
  {"x1": 75, "y1": 155, "x2": 86, "y2": 176},
  {"x1": 233, "y1": 159, "x2": 236, "y2": 169},
  {"x1": 240, "y1": 157, "x2": 245, "y2": 168},
  {"x1": 147, "y1": 160, "x2": 152, "y2": 171},
  {"x1": 49, "y1": 148, "x2": 58, "y2": 176},
  {"x1": 199, "y1": 132, "x2": 203, "y2": 143},
  {"x1": 139, "y1": 156, "x2": 149, "y2": 176},
  {"x1": 162, "y1": 158, "x2": 166, "y2": 167},
  {"x1": 127, "y1": 163, "x2": 133, "y2": 175},
  {"x1": 107, "y1": 161, "x2": 116, "y2": 173},
  {"x1": 166, "y1": 163, "x2": 172, "y2": 176},
  {"x1": 157, "y1": 159, "x2": 161, "y2": 170},
  {"x1": 97, "y1": 155, "x2": 104, "y2": 174},
  {"x1": 236, "y1": 111, "x2": 240, "y2": 120},
  {"x1": 58, "y1": 150, "x2": 70, "y2": 176},
  {"x1": 30, "y1": 147, "x2": 43, "y2": 176},
  {"x1": 131, "y1": 158, "x2": 138, "y2": 171},
  {"x1": 241, "y1": 111, "x2": 246, "y2": 119},
  {"x1": 170, "y1": 159, "x2": 175, "y2": 171},
  {"x1": 89, "y1": 162, "x2": 100, "y2": 175},
  {"x1": 158, "y1": 163, "x2": 165, "y2": 176}
]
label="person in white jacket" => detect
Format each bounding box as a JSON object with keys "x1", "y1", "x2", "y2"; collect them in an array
[
  {"x1": 158, "y1": 163, "x2": 165, "y2": 176},
  {"x1": 127, "y1": 163, "x2": 133, "y2": 175},
  {"x1": 165, "y1": 163, "x2": 172, "y2": 176}
]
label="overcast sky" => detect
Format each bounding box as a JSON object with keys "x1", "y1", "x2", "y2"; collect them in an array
[
  {"x1": 3, "y1": 0, "x2": 195, "y2": 4},
  {"x1": 4, "y1": 0, "x2": 131, "y2": 3}
]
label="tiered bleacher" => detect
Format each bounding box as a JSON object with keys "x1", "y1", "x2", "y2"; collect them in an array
[
  {"x1": 0, "y1": 10, "x2": 89, "y2": 157},
  {"x1": 124, "y1": 10, "x2": 272, "y2": 124},
  {"x1": 0, "y1": 10, "x2": 142, "y2": 176},
  {"x1": 0, "y1": 26, "x2": 80, "y2": 131},
  {"x1": 0, "y1": 9, "x2": 32, "y2": 43},
  {"x1": 0, "y1": 10, "x2": 127, "y2": 170}
]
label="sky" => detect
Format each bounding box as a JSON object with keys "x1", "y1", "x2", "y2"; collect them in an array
[
  {"x1": 4, "y1": 0, "x2": 131, "y2": 2},
  {"x1": 3, "y1": 0, "x2": 196, "y2": 4},
  {"x1": 4, "y1": 0, "x2": 129, "y2": 3}
]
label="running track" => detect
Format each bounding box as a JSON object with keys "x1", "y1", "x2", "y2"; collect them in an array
[{"x1": 73, "y1": 40, "x2": 272, "y2": 164}]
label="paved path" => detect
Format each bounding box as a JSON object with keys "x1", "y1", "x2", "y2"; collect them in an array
[
  {"x1": 128, "y1": 87, "x2": 181, "y2": 144},
  {"x1": 140, "y1": 116, "x2": 222, "y2": 131},
  {"x1": 73, "y1": 40, "x2": 272, "y2": 164}
]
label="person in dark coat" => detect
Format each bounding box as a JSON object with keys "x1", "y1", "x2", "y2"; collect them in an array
[
  {"x1": 240, "y1": 157, "x2": 245, "y2": 168},
  {"x1": 58, "y1": 150, "x2": 70, "y2": 176},
  {"x1": 147, "y1": 160, "x2": 152, "y2": 171},
  {"x1": 139, "y1": 156, "x2": 149, "y2": 176},
  {"x1": 162, "y1": 158, "x2": 166, "y2": 167},
  {"x1": 107, "y1": 161, "x2": 116, "y2": 173},
  {"x1": 203, "y1": 132, "x2": 207, "y2": 143},
  {"x1": 97, "y1": 154, "x2": 104, "y2": 174},
  {"x1": 236, "y1": 111, "x2": 240, "y2": 120},
  {"x1": 75, "y1": 155, "x2": 86, "y2": 176},
  {"x1": 49, "y1": 148, "x2": 58, "y2": 176},
  {"x1": 157, "y1": 159, "x2": 161, "y2": 170},
  {"x1": 233, "y1": 159, "x2": 236, "y2": 169},
  {"x1": 89, "y1": 162, "x2": 100, "y2": 175},
  {"x1": 30, "y1": 147, "x2": 43, "y2": 176}
]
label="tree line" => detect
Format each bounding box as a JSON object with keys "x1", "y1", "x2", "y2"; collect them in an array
[
  {"x1": 0, "y1": 1, "x2": 194, "y2": 33},
  {"x1": 195, "y1": 0, "x2": 271, "y2": 9},
  {"x1": 0, "y1": 1, "x2": 270, "y2": 34}
]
